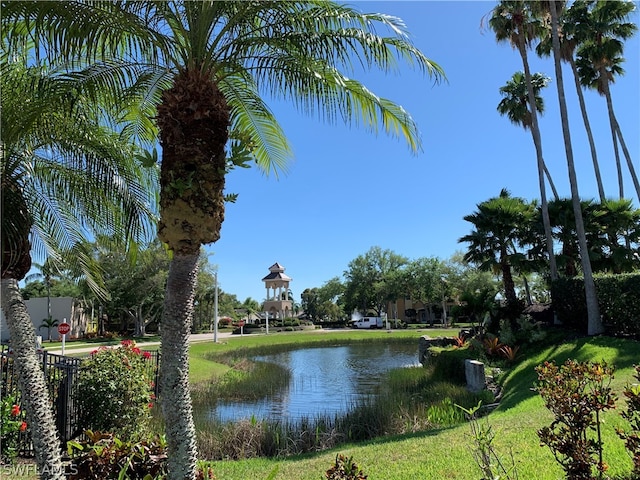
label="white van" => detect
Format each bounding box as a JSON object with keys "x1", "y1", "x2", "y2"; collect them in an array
[{"x1": 350, "y1": 317, "x2": 384, "y2": 329}]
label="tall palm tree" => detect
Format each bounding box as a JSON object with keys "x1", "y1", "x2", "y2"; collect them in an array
[
  {"x1": 497, "y1": 70, "x2": 559, "y2": 200},
  {"x1": 0, "y1": 53, "x2": 157, "y2": 478},
  {"x1": 459, "y1": 189, "x2": 536, "y2": 308},
  {"x1": 548, "y1": 0, "x2": 603, "y2": 335},
  {"x1": 574, "y1": 0, "x2": 639, "y2": 202},
  {"x1": 488, "y1": 0, "x2": 558, "y2": 282},
  {"x1": 4, "y1": 2, "x2": 444, "y2": 478},
  {"x1": 536, "y1": 1, "x2": 606, "y2": 201}
]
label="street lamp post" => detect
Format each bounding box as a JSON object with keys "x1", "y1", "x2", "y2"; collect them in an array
[
  {"x1": 441, "y1": 275, "x2": 448, "y2": 327},
  {"x1": 213, "y1": 271, "x2": 218, "y2": 343}
]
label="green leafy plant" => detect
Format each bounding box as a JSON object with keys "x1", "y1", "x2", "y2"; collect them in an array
[
  {"x1": 67, "y1": 430, "x2": 168, "y2": 479},
  {"x1": 535, "y1": 359, "x2": 616, "y2": 480},
  {"x1": 0, "y1": 394, "x2": 27, "y2": 462},
  {"x1": 457, "y1": 401, "x2": 519, "y2": 480},
  {"x1": 617, "y1": 364, "x2": 640, "y2": 477},
  {"x1": 325, "y1": 454, "x2": 368, "y2": 480},
  {"x1": 75, "y1": 340, "x2": 154, "y2": 440}
]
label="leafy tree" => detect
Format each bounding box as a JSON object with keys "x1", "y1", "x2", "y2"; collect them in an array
[
  {"x1": 0, "y1": 37, "x2": 157, "y2": 477},
  {"x1": 343, "y1": 247, "x2": 408, "y2": 316},
  {"x1": 301, "y1": 288, "x2": 321, "y2": 322},
  {"x1": 445, "y1": 252, "x2": 502, "y2": 301},
  {"x1": 487, "y1": 0, "x2": 558, "y2": 282},
  {"x1": 393, "y1": 257, "x2": 447, "y2": 324},
  {"x1": 76, "y1": 240, "x2": 169, "y2": 336},
  {"x1": 316, "y1": 277, "x2": 346, "y2": 321},
  {"x1": 459, "y1": 189, "x2": 536, "y2": 309},
  {"x1": 4, "y1": 3, "x2": 444, "y2": 477}
]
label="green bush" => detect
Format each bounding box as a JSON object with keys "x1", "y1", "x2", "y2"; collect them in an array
[
  {"x1": 551, "y1": 273, "x2": 640, "y2": 337},
  {"x1": 75, "y1": 340, "x2": 154, "y2": 441},
  {"x1": 536, "y1": 359, "x2": 617, "y2": 479},
  {"x1": 597, "y1": 273, "x2": 640, "y2": 337}
]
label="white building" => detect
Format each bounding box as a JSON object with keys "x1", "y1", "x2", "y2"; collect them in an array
[{"x1": 0, "y1": 297, "x2": 88, "y2": 343}]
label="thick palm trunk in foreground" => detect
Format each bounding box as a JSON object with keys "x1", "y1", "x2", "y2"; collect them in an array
[
  {"x1": 159, "y1": 254, "x2": 200, "y2": 479},
  {"x1": 1, "y1": 279, "x2": 64, "y2": 480},
  {"x1": 157, "y1": 69, "x2": 230, "y2": 480}
]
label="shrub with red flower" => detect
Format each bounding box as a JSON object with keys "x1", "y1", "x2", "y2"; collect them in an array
[
  {"x1": 75, "y1": 340, "x2": 153, "y2": 441},
  {"x1": 1, "y1": 394, "x2": 26, "y2": 462}
]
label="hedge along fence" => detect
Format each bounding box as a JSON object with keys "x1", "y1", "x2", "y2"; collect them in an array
[
  {"x1": 551, "y1": 273, "x2": 640, "y2": 337},
  {"x1": 0, "y1": 344, "x2": 159, "y2": 456}
]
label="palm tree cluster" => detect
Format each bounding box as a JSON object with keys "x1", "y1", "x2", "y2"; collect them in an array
[
  {"x1": 487, "y1": 0, "x2": 637, "y2": 336},
  {"x1": 460, "y1": 190, "x2": 640, "y2": 311},
  {"x1": 2, "y1": 2, "x2": 443, "y2": 478}
]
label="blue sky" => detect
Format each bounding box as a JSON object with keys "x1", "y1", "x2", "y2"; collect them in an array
[{"x1": 210, "y1": 1, "x2": 640, "y2": 304}]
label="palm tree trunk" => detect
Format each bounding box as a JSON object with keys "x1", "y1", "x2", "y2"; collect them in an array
[
  {"x1": 614, "y1": 119, "x2": 640, "y2": 203},
  {"x1": 550, "y1": 0, "x2": 602, "y2": 335},
  {"x1": 159, "y1": 253, "x2": 199, "y2": 480},
  {"x1": 601, "y1": 67, "x2": 625, "y2": 199},
  {"x1": 518, "y1": 40, "x2": 558, "y2": 281},
  {"x1": 1, "y1": 279, "x2": 65, "y2": 480},
  {"x1": 501, "y1": 259, "x2": 518, "y2": 306},
  {"x1": 569, "y1": 57, "x2": 605, "y2": 202},
  {"x1": 543, "y1": 161, "x2": 560, "y2": 200}
]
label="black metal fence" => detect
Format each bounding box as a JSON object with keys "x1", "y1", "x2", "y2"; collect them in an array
[{"x1": 0, "y1": 344, "x2": 160, "y2": 457}]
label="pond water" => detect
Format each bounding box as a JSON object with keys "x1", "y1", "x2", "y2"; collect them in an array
[{"x1": 210, "y1": 342, "x2": 420, "y2": 423}]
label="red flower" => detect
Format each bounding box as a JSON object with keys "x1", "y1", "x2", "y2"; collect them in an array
[
  {"x1": 10, "y1": 405, "x2": 20, "y2": 416},
  {"x1": 142, "y1": 351, "x2": 151, "y2": 360},
  {"x1": 148, "y1": 403, "x2": 154, "y2": 409},
  {"x1": 90, "y1": 349, "x2": 98, "y2": 356},
  {"x1": 19, "y1": 421, "x2": 27, "y2": 432},
  {"x1": 132, "y1": 347, "x2": 141, "y2": 355}
]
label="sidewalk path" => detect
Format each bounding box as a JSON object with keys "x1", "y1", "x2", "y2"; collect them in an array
[{"x1": 45, "y1": 331, "x2": 235, "y2": 356}]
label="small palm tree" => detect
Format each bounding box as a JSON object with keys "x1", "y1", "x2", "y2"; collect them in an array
[
  {"x1": 459, "y1": 189, "x2": 536, "y2": 309},
  {"x1": 39, "y1": 316, "x2": 59, "y2": 342},
  {"x1": 1, "y1": 42, "x2": 157, "y2": 477}
]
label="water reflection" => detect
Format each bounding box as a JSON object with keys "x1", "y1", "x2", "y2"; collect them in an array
[{"x1": 211, "y1": 342, "x2": 420, "y2": 423}]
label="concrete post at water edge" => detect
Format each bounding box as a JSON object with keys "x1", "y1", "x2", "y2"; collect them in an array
[{"x1": 465, "y1": 359, "x2": 486, "y2": 393}]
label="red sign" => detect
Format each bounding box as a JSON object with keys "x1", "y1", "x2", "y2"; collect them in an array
[
  {"x1": 58, "y1": 323, "x2": 71, "y2": 335},
  {"x1": 238, "y1": 321, "x2": 245, "y2": 327}
]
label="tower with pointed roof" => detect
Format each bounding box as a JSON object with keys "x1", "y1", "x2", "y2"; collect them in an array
[{"x1": 262, "y1": 262, "x2": 292, "y2": 319}]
